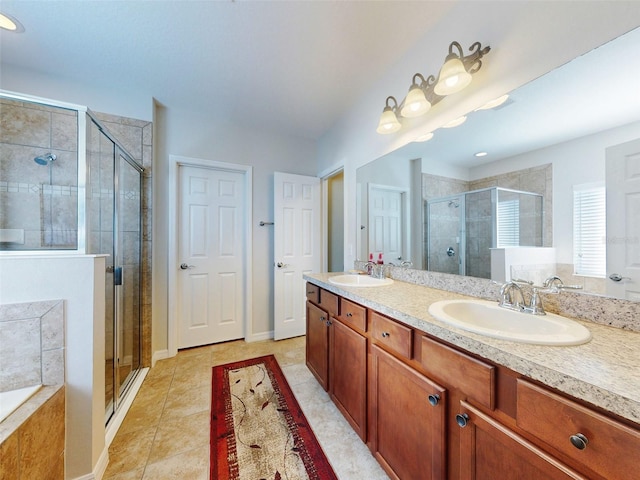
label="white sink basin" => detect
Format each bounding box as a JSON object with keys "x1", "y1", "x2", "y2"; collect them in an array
[
  {"x1": 428, "y1": 299, "x2": 591, "y2": 346},
  {"x1": 329, "y1": 274, "x2": 394, "y2": 287}
]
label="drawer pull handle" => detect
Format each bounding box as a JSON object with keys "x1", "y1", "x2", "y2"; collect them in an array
[
  {"x1": 381, "y1": 332, "x2": 390, "y2": 338},
  {"x1": 428, "y1": 394, "x2": 440, "y2": 406},
  {"x1": 570, "y1": 433, "x2": 589, "y2": 450},
  {"x1": 456, "y1": 413, "x2": 470, "y2": 428},
  {"x1": 346, "y1": 312, "x2": 353, "y2": 317}
]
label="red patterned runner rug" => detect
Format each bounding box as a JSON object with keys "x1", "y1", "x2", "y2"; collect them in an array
[{"x1": 211, "y1": 355, "x2": 338, "y2": 480}]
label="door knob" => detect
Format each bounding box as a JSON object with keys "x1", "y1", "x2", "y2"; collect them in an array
[
  {"x1": 276, "y1": 262, "x2": 289, "y2": 268},
  {"x1": 180, "y1": 263, "x2": 195, "y2": 270},
  {"x1": 609, "y1": 273, "x2": 629, "y2": 282}
]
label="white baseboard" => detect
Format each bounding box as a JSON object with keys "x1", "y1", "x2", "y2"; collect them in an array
[
  {"x1": 105, "y1": 367, "x2": 149, "y2": 448},
  {"x1": 152, "y1": 349, "x2": 170, "y2": 367},
  {"x1": 245, "y1": 330, "x2": 274, "y2": 343},
  {"x1": 71, "y1": 446, "x2": 108, "y2": 480}
]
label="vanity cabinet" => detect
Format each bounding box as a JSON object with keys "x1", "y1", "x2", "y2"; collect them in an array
[
  {"x1": 369, "y1": 344, "x2": 447, "y2": 480},
  {"x1": 306, "y1": 285, "x2": 338, "y2": 390},
  {"x1": 306, "y1": 285, "x2": 368, "y2": 439},
  {"x1": 304, "y1": 282, "x2": 640, "y2": 480}
]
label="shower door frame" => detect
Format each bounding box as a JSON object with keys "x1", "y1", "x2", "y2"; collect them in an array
[
  {"x1": 111, "y1": 146, "x2": 144, "y2": 417},
  {"x1": 86, "y1": 111, "x2": 145, "y2": 426}
]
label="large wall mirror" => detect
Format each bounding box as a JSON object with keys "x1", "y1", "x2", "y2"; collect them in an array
[{"x1": 356, "y1": 27, "x2": 640, "y2": 301}]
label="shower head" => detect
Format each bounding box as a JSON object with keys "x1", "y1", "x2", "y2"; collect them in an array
[{"x1": 34, "y1": 153, "x2": 57, "y2": 166}]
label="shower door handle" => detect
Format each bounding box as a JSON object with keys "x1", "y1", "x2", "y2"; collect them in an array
[{"x1": 114, "y1": 266, "x2": 123, "y2": 286}]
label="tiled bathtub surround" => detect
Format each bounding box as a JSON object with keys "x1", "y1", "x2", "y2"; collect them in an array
[
  {"x1": 0, "y1": 300, "x2": 65, "y2": 392},
  {"x1": 0, "y1": 386, "x2": 65, "y2": 479},
  {"x1": 0, "y1": 300, "x2": 66, "y2": 479},
  {"x1": 354, "y1": 262, "x2": 640, "y2": 332}
]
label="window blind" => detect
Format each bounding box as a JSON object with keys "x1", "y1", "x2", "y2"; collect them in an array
[
  {"x1": 573, "y1": 184, "x2": 606, "y2": 277},
  {"x1": 497, "y1": 199, "x2": 520, "y2": 247}
]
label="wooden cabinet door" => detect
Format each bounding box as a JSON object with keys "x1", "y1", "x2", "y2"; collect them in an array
[
  {"x1": 306, "y1": 301, "x2": 329, "y2": 390},
  {"x1": 369, "y1": 344, "x2": 446, "y2": 480},
  {"x1": 458, "y1": 401, "x2": 586, "y2": 480},
  {"x1": 330, "y1": 317, "x2": 367, "y2": 440}
]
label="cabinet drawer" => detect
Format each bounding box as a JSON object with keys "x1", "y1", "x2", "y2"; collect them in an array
[
  {"x1": 339, "y1": 298, "x2": 367, "y2": 332},
  {"x1": 370, "y1": 311, "x2": 412, "y2": 360},
  {"x1": 318, "y1": 289, "x2": 338, "y2": 316},
  {"x1": 517, "y1": 379, "x2": 640, "y2": 480},
  {"x1": 421, "y1": 336, "x2": 495, "y2": 410},
  {"x1": 306, "y1": 283, "x2": 319, "y2": 304}
]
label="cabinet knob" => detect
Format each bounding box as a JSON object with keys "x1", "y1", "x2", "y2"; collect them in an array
[
  {"x1": 346, "y1": 312, "x2": 353, "y2": 317},
  {"x1": 326, "y1": 319, "x2": 332, "y2": 326},
  {"x1": 569, "y1": 433, "x2": 589, "y2": 450},
  {"x1": 381, "y1": 332, "x2": 390, "y2": 338},
  {"x1": 320, "y1": 316, "x2": 326, "y2": 322},
  {"x1": 428, "y1": 394, "x2": 440, "y2": 406},
  {"x1": 456, "y1": 413, "x2": 470, "y2": 428}
]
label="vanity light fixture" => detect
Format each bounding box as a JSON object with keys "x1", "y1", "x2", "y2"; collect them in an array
[
  {"x1": 377, "y1": 40, "x2": 490, "y2": 134},
  {"x1": 0, "y1": 12, "x2": 24, "y2": 32},
  {"x1": 376, "y1": 96, "x2": 402, "y2": 134}
]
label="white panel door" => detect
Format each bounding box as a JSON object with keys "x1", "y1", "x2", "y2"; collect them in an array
[
  {"x1": 606, "y1": 138, "x2": 640, "y2": 301},
  {"x1": 274, "y1": 172, "x2": 321, "y2": 340},
  {"x1": 368, "y1": 185, "x2": 404, "y2": 264},
  {"x1": 178, "y1": 165, "x2": 246, "y2": 348}
]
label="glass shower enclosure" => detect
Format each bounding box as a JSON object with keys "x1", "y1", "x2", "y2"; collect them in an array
[
  {"x1": 426, "y1": 187, "x2": 543, "y2": 278},
  {"x1": 0, "y1": 92, "x2": 143, "y2": 426}
]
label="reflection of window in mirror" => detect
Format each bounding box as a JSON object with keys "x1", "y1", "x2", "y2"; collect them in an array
[
  {"x1": 573, "y1": 183, "x2": 606, "y2": 277},
  {"x1": 497, "y1": 199, "x2": 520, "y2": 247}
]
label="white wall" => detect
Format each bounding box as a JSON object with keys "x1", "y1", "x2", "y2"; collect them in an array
[
  {"x1": 0, "y1": 255, "x2": 106, "y2": 480},
  {"x1": 316, "y1": 2, "x2": 640, "y2": 269},
  {"x1": 153, "y1": 105, "x2": 317, "y2": 348},
  {"x1": 0, "y1": 64, "x2": 152, "y2": 122}
]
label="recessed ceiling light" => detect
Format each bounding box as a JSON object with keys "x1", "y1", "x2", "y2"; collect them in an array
[
  {"x1": 415, "y1": 132, "x2": 434, "y2": 142},
  {"x1": 475, "y1": 94, "x2": 509, "y2": 111},
  {"x1": 442, "y1": 116, "x2": 467, "y2": 128},
  {"x1": 475, "y1": 151, "x2": 488, "y2": 157},
  {"x1": 0, "y1": 12, "x2": 25, "y2": 33}
]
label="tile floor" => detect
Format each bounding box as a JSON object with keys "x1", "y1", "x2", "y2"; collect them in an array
[{"x1": 103, "y1": 336, "x2": 389, "y2": 480}]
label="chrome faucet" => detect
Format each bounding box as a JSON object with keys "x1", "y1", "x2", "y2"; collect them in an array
[
  {"x1": 543, "y1": 275, "x2": 583, "y2": 293},
  {"x1": 499, "y1": 281, "x2": 547, "y2": 315},
  {"x1": 499, "y1": 281, "x2": 525, "y2": 311}
]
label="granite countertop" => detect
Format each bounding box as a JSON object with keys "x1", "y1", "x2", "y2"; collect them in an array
[{"x1": 304, "y1": 272, "x2": 640, "y2": 425}]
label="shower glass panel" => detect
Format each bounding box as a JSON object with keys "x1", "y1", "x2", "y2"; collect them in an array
[
  {"x1": 465, "y1": 189, "x2": 493, "y2": 279},
  {"x1": 115, "y1": 152, "x2": 142, "y2": 401},
  {"x1": 0, "y1": 98, "x2": 79, "y2": 250},
  {"x1": 426, "y1": 187, "x2": 543, "y2": 279},
  {"x1": 427, "y1": 196, "x2": 464, "y2": 275},
  {"x1": 87, "y1": 119, "x2": 143, "y2": 425}
]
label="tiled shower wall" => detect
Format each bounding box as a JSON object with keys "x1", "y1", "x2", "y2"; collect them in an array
[
  {"x1": 0, "y1": 99, "x2": 79, "y2": 250},
  {"x1": 0, "y1": 300, "x2": 65, "y2": 392}
]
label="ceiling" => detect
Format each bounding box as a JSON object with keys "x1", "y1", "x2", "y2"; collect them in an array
[{"x1": 0, "y1": 1, "x2": 456, "y2": 140}]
